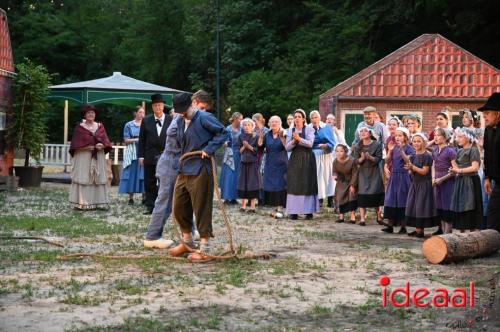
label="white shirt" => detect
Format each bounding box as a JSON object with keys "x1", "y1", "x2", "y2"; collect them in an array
[{"x1": 154, "y1": 113, "x2": 165, "y2": 136}]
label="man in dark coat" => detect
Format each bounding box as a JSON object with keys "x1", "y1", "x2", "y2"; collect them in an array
[
  {"x1": 138, "y1": 94, "x2": 173, "y2": 214},
  {"x1": 168, "y1": 92, "x2": 227, "y2": 262},
  {"x1": 478, "y1": 92, "x2": 500, "y2": 232}
]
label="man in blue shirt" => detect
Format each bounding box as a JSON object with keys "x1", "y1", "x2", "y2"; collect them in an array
[
  {"x1": 168, "y1": 92, "x2": 227, "y2": 262},
  {"x1": 143, "y1": 91, "x2": 214, "y2": 249}
]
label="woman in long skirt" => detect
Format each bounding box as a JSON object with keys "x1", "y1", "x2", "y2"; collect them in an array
[
  {"x1": 219, "y1": 112, "x2": 243, "y2": 205},
  {"x1": 69, "y1": 105, "x2": 112, "y2": 210},
  {"x1": 450, "y1": 127, "x2": 483, "y2": 232},
  {"x1": 351, "y1": 126, "x2": 384, "y2": 226},
  {"x1": 309, "y1": 110, "x2": 336, "y2": 208},
  {"x1": 286, "y1": 109, "x2": 319, "y2": 220},
  {"x1": 383, "y1": 127, "x2": 415, "y2": 233},
  {"x1": 332, "y1": 144, "x2": 358, "y2": 223},
  {"x1": 404, "y1": 133, "x2": 439, "y2": 238},
  {"x1": 258, "y1": 115, "x2": 288, "y2": 217},
  {"x1": 119, "y1": 106, "x2": 145, "y2": 204},
  {"x1": 431, "y1": 128, "x2": 456, "y2": 234},
  {"x1": 237, "y1": 118, "x2": 261, "y2": 212}
]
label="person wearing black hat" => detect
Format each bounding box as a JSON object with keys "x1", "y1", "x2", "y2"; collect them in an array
[
  {"x1": 168, "y1": 92, "x2": 228, "y2": 262},
  {"x1": 478, "y1": 92, "x2": 500, "y2": 232},
  {"x1": 138, "y1": 94, "x2": 173, "y2": 214}
]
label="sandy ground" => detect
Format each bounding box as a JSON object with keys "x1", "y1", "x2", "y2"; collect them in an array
[{"x1": 0, "y1": 183, "x2": 499, "y2": 331}]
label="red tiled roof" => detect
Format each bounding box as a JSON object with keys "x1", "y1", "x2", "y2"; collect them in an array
[
  {"x1": 320, "y1": 34, "x2": 500, "y2": 99},
  {"x1": 0, "y1": 9, "x2": 14, "y2": 75}
]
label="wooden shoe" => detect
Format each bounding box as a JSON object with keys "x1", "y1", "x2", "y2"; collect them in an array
[
  {"x1": 187, "y1": 251, "x2": 213, "y2": 263},
  {"x1": 168, "y1": 242, "x2": 191, "y2": 257},
  {"x1": 144, "y1": 238, "x2": 174, "y2": 249}
]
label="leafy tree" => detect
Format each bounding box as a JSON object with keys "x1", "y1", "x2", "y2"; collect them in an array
[{"x1": 8, "y1": 59, "x2": 52, "y2": 166}]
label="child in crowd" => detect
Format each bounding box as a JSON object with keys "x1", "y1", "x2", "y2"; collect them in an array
[
  {"x1": 449, "y1": 128, "x2": 483, "y2": 232},
  {"x1": 237, "y1": 118, "x2": 261, "y2": 213},
  {"x1": 431, "y1": 128, "x2": 456, "y2": 234},
  {"x1": 351, "y1": 126, "x2": 384, "y2": 226},
  {"x1": 404, "y1": 133, "x2": 439, "y2": 238},
  {"x1": 382, "y1": 127, "x2": 415, "y2": 234},
  {"x1": 332, "y1": 144, "x2": 358, "y2": 224}
]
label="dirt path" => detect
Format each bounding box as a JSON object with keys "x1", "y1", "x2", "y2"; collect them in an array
[{"x1": 0, "y1": 183, "x2": 499, "y2": 331}]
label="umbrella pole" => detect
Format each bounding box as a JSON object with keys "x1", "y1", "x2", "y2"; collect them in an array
[{"x1": 63, "y1": 100, "x2": 68, "y2": 172}]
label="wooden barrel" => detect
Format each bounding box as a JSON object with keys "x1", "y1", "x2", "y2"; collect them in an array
[{"x1": 422, "y1": 229, "x2": 500, "y2": 264}]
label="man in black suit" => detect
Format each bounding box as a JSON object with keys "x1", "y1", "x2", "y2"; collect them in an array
[{"x1": 138, "y1": 94, "x2": 173, "y2": 214}]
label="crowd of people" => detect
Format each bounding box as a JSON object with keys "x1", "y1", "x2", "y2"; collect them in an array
[{"x1": 68, "y1": 91, "x2": 500, "y2": 255}]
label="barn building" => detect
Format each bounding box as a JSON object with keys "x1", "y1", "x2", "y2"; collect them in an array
[
  {"x1": 0, "y1": 8, "x2": 15, "y2": 176},
  {"x1": 319, "y1": 34, "x2": 500, "y2": 145}
]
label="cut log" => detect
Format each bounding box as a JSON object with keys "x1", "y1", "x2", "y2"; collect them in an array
[{"x1": 422, "y1": 229, "x2": 500, "y2": 264}]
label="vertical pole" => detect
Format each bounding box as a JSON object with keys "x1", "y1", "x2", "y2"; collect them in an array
[
  {"x1": 216, "y1": 0, "x2": 221, "y2": 120},
  {"x1": 142, "y1": 101, "x2": 146, "y2": 114},
  {"x1": 63, "y1": 100, "x2": 69, "y2": 172},
  {"x1": 64, "y1": 100, "x2": 68, "y2": 144}
]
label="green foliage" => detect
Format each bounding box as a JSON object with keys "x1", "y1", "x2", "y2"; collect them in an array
[
  {"x1": 7, "y1": 59, "x2": 52, "y2": 165},
  {"x1": 5, "y1": 0, "x2": 500, "y2": 135}
]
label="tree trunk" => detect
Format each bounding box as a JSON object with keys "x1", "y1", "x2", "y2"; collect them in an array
[
  {"x1": 24, "y1": 148, "x2": 30, "y2": 167},
  {"x1": 422, "y1": 229, "x2": 500, "y2": 264}
]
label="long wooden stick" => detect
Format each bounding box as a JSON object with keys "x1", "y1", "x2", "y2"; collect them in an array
[{"x1": 0, "y1": 236, "x2": 64, "y2": 248}]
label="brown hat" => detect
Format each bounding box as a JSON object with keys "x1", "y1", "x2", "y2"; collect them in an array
[{"x1": 81, "y1": 104, "x2": 98, "y2": 118}]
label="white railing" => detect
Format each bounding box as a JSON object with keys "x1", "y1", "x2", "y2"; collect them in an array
[{"x1": 39, "y1": 144, "x2": 126, "y2": 166}]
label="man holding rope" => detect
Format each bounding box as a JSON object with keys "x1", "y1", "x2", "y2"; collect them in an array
[
  {"x1": 143, "y1": 91, "x2": 215, "y2": 249},
  {"x1": 168, "y1": 92, "x2": 228, "y2": 262}
]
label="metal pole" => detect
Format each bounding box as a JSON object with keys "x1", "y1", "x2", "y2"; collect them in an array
[
  {"x1": 63, "y1": 100, "x2": 68, "y2": 172},
  {"x1": 216, "y1": 0, "x2": 221, "y2": 120}
]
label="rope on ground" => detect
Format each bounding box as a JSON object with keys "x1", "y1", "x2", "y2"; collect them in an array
[
  {"x1": 3, "y1": 152, "x2": 273, "y2": 264},
  {"x1": 0, "y1": 236, "x2": 65, "y2": 248},
  {"x1": 57, "y1": 251, "x2": 276, "y2": 262},
  {"x1": 56, "y1": 151, "x2": 275, "y2": 263}
]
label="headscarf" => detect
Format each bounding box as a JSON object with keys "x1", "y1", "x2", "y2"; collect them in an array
[{"x1": 454, "y1": 127, "x2": 478, "y2": 144}]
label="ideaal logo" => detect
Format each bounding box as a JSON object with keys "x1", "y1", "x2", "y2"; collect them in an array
[{"x1": 379, "y1": 276, "x2": 475, "y2": 308}]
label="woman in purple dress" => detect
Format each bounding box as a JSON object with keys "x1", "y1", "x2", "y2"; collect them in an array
[
  {"x1": 382, "y1": 127, "x2": 415, "y2": 234},
  {"x1": 285, "y1": 109, "x2": 319, "y2": 220},
  {"x1": 431, "y1": 128, "x2": 456, "y2": 234},
  {"x1": 404, "y1": 133, "x2": 439, "y2": 238}
]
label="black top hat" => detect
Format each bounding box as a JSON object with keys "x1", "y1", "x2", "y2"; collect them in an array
[
  {"x1": 81, "y1": 104, "x2": 98, "y2": 118},
  {"x1": 151, "y1": 93, "x2": 164, "y2": 104},
  {"x1": 478, "y1": 92, "x2": 500, "y2": 112},
  {"x1": 173, "y1": 92, "x2": 193, "y2": 114}
]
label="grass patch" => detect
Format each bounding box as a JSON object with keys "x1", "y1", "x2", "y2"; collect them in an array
[
  {"x1": 69, "y1": 316, "x2": 183, "y2": 331},
  {"x1": 0, "y1": 215, "x2": 139, "y2": 238},
  {"x1": 299, "y1": 230, "x2": 338, "y2": 240},
  {"x1": 267, "y1": 256, "x2": 303, "y2": 275},
  {"x1": 210, "y1": 259, "x2": 261, "y2": 288},
  {"x1": 0, "y1": 248, "x2": 62, "y2": 264},
  {"x1": 61, "y1": 293, "x2": 103, "y2": 306}
]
